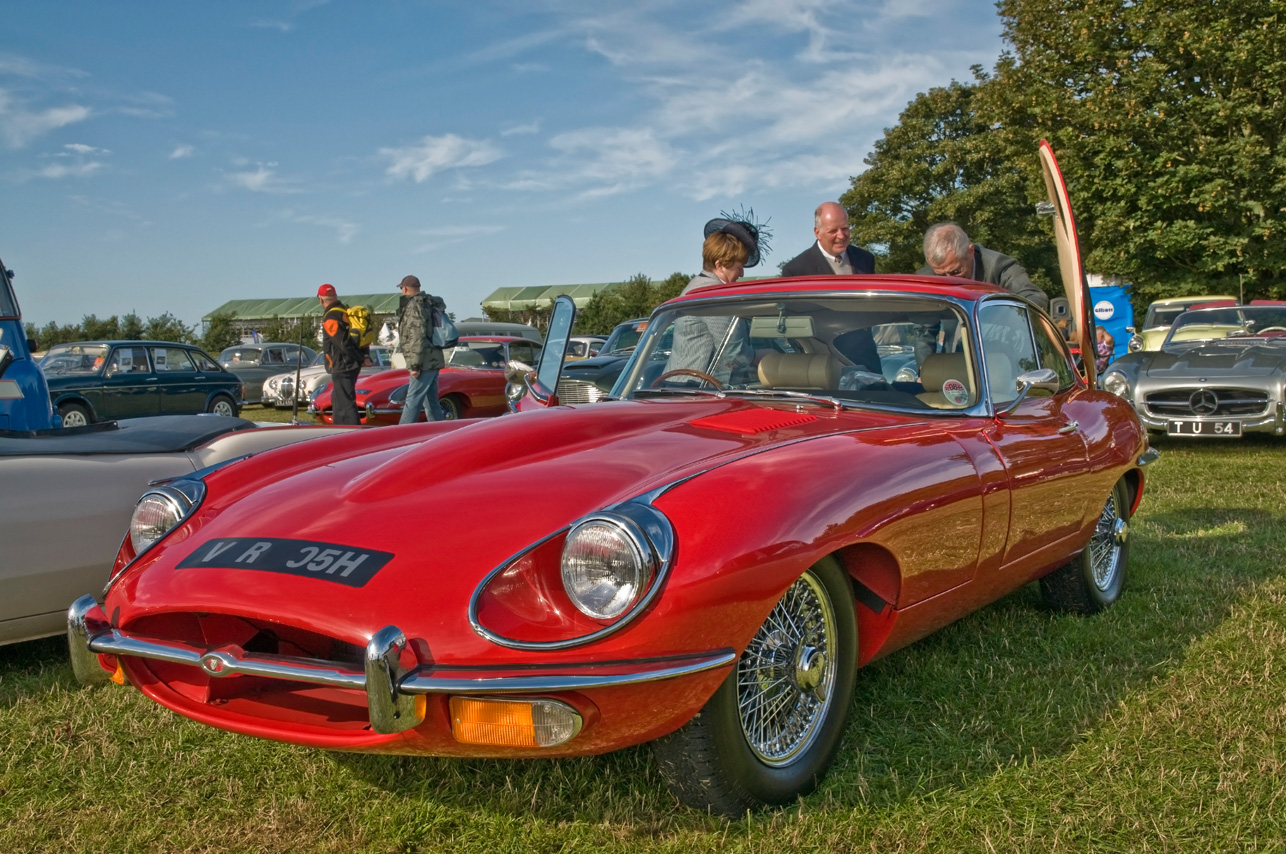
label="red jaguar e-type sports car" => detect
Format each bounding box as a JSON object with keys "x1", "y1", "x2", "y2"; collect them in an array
[{"x1": 69, "y1": 144, "x2": 1157, "y2": 816}]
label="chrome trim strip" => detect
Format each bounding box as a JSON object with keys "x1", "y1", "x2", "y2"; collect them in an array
[
  {"x1": 398, "y1": 650, "x2": 736, "y2": 694},
  {"x1": 67, "y1": 600, "x2": 733, "y2": 729}
]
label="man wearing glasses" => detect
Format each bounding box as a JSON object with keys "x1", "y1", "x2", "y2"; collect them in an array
[{"x1": 920, "y1": 222, "x2": 1048, "y2": 311}]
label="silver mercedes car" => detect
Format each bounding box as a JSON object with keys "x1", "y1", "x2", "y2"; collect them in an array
[{"x1": 1100, "y1": 303, "x2": 1286, "y2": 438}]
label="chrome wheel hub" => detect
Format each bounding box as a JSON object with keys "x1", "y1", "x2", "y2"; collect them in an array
[{"x1": 737, "y1": 571, "x2": 838, "y2": 766}]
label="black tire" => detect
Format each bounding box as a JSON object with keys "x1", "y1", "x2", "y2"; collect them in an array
[
  {"x1": 653, "y1": 557, "x2": 857, "y2": 817},
  {"x1": 439, "y1": 396, "x2": 461, "y2": 420},
  {"x1": 58, "y1": 401, "x2": 92, "y2": 427},
  {"x1": 207, "y1": 394, "x2": 240, "y2": 418},
  {"x1": 1040, "y1": 479, "x2": 1131, "y2": 614}
]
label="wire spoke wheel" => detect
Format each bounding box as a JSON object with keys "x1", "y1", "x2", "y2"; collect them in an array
[
  {"x1": 736, "y1": 571, "x2": 838, "y2": 766},
  {"x1": 1088, "y1": 489, "x2": 1127, "y2": 591}
]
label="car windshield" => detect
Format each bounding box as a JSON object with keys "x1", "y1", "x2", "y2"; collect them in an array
[
  {"x1": 220, "y1": 347, "x2": 262, "y2": 363},
  {"x1": 448, "y1": 341, "x2": 507, "y2": 368},
  {"x1": 41, "y1": 344, "x2": 110, "y2": 375},
  {"x1": 616, "y1": 293, "x2": 973, "y2": 411},
  {"x1": 1167, "y1": 307, "x2": 1286, "y2": 344},
  {"x1": 602, "y1": 320, "x2": 649, "y2": 355}
]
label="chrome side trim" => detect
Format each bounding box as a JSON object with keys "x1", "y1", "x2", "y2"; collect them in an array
[{"x1": 398, "y1": 650, "x2": 736, "y2": 695}]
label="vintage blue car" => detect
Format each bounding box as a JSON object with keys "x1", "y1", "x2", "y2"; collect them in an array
[{"x1": 42, "y1": 341, "x2": 244, "y2": 426}]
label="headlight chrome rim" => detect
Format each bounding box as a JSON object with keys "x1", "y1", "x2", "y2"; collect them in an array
[
  {"x1": 128, "y1": 482, "x2": 204, "y2": 555},
  {"x1": 561, "y1": 515, "x2": 654, "y2": 620}
]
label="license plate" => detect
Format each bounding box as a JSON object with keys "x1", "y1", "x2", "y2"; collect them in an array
[{"x1": 1166, "y1": 419, "x2": 1242, "y2": 437}]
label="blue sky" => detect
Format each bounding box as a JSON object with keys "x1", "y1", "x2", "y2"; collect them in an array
[{"x1": 2, "y1": 1, "x2": 1006, "y2": 331}]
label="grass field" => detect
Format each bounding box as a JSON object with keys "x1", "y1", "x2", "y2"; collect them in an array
[{"x1": 3, "y1": 430, "x2": 1284, "y2": 852}]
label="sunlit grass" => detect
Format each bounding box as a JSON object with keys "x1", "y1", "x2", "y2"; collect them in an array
[{"x1": 3, "y1": 434, "x2": 1284, "y2": 852}]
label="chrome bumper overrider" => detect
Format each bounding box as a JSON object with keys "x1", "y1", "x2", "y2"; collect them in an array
[{"x1": 68, "y1": 595, "x2": 735, "y2": 736}]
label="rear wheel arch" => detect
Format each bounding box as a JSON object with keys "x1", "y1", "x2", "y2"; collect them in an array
[{"x1": 55, "y1": 396, "x2": 96, "y2": 426}]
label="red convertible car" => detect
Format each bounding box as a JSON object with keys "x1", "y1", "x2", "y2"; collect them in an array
[
  {"x1": 69, "y1": 144, "x2": 1156, "y2": 816},
  {"x1": 310, "y1": 336, "x2": 543, "y2": 423}
]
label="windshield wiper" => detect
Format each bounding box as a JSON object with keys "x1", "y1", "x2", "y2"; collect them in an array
[{"x1": 716, "y1": 388, "x2": 847, "y2": 411}]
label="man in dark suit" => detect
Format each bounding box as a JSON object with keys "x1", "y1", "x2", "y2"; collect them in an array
[{"x1": 780, "y1": 201, "x2": 875, "y2": 277}]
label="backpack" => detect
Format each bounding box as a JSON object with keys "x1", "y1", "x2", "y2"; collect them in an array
[
  {"x1": 430, "y1": 304, "x2": 460, "y2": 348},
  {"x1": 344, "y1": 305, "x2": 378, "y2": 350}
]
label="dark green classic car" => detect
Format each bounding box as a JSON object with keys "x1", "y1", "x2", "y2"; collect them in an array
[{"x1": 41, "y1": 341, "x2": 244, "y2": 427}]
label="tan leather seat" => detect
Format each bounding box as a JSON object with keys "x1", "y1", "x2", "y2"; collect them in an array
[
  {"x1": 915, "y1": 352, "x2": 973, "y2": 409},
  {"x1": 757, "y1": 352, "x2": 842, "y2": 390}
]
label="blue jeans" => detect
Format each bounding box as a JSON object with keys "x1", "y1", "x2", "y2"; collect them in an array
[{"x1": 400, "y1": 369, "x2": 445, "y2": 423}]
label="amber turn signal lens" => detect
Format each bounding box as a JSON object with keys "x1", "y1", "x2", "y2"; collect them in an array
[{"x1": 449, "y1": 696, "x2": 583, "y2": 748}]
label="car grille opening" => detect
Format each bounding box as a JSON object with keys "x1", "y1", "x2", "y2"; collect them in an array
[
  {"x1": 121, "y1": 612, "x2": 375, "y2": 730},
  {"x1": 1144, "y1": 388, "x2": 1269, "y2": 418},
  {"x1": 555, "y1": 378, "x2": 608, "y2": 405}
]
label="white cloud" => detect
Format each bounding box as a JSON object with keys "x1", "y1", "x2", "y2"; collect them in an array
[
  {"x1": 36, "y1": 161, "x2": 102, "y2": 179},
  {"x1": 380, "y1": 134, "x2": 504, "y2": 183},
  {"x1": 501, "y1": 120, "x2": 541, "y2": 136},
  {"x1": 412, "y1": 224, "x2": 505, "y2": 253},
  {"x1": 279, "y1": 210, "x2": 360, "y2": 243},
  {"x1": 64, "y1": 143, "x2": 107, "y2": 155},
  {"x1": 169, "y1": 144, "x2": 195, "y2": 159},
  {"x1": 226, "y1": 163, "x2": 301, "y2": 194},
  {"x1": 0, "y1": 88, "x2": 91, "y2": 148}
]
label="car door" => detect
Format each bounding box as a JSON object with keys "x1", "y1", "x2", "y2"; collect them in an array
[
  {"x1": 151, "y1": 346, "x2": 205, "y2": 414},
  {"x1": 99, "y1": 345, "x2": 160, "y2": 419},
  {"x1": 977, "y1": 299, "x2": 1092, "y2": 575}
]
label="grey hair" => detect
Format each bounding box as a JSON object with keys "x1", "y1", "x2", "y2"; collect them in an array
[{"x1": 923, "y1": 222, "x2": 971, "y2": 267}]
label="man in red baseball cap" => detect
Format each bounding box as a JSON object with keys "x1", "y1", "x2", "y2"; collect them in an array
[{"x1": 317, "y1": 284, "x2": 362, "y2": 425}]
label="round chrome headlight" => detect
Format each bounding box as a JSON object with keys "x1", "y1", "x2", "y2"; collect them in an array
[
  {"x1": 561, "y1": 518, "x2": 652, "y2": 620},
  {"x1": 129, "y1": 485, "x2": 201, "y2": 554},
  {"x1": 1101, "y1": 371, "x2": 1129, "y2": 397},
  {"x1": 1127, "y1": 335, "x2": 1144, "y2": 353}
]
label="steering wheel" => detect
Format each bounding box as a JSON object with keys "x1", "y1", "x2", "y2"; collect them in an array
[
  {"x1": 1258, "y1": 326, "x2": 1286, "y2": 335},
  {"x1": 651, "y1": 368, "x2": 725, "y2": 389}
]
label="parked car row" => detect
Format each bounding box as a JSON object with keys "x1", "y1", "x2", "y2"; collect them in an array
[{"x1": 260, "y1": 345, "x2": 394, "y2": 409}]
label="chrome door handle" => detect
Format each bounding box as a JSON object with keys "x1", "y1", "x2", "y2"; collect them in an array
[{"x1": 1058, "y1": 421, "x2": 1079, "y2": 434}]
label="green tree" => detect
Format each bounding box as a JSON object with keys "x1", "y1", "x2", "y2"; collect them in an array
[
  {"x1": 80, "y1": 314, "x2": 120, "y2": 340},
  {"x1": 142, "y1": 312, "x2": 195, "y2": 344},
  {"x1": 120, "y1": 312, "x2": 145, "y2": 340},
  {"x1": 200, "y1": 312, "x2": 241, "y2": 355},
  {"x1": 840, "y1": 79, "x2": 1058, "y2": 296},
  {"x1": 987, "y1": 0, "x2": 1286, "y2": 303}
]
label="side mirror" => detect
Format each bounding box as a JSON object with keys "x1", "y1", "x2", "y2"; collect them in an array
[
  {"x1": 27, "y1": 336, "x2": 39, "y2": 352},
  {"x1": 518, "y1": 296, "x2": 576, "y2": 411},
  {"x1": 997, "y1": 368, "x2": 1061, "y2": 415}
]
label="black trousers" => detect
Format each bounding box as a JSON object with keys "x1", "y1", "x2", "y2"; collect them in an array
[{"x1": 330, "y1": 368, "x2": 361, "y2": 426}]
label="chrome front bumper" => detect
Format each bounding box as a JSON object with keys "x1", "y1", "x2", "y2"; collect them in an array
[{"x1": 68, "y1": 595, "x2": 735, "y2": 736}]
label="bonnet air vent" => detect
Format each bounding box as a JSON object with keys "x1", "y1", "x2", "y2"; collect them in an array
[{"x1": 689, "y1": 410, "x2": 818, "y2": 436}]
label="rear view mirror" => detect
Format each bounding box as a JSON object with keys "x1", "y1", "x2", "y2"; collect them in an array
[{"x1": 748, "y1": 316, "x2": 815, "y2": 338}]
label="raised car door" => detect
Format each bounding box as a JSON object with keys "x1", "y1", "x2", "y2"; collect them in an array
[
  {"x1": 99, "y1": 345, "x2": 161, "y2": 419},
  {"x1": 978, "y1": 299, "x2": 1092, "y2": 576}
]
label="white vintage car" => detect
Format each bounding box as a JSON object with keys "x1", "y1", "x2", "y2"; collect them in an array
[
  {"x1": 0, "y1": 414, "x2": 349, "y2": 646},
  {"x1": 261, "y1": 345, "x2": 393, "y2": 408}
]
